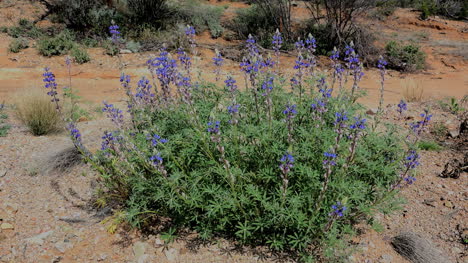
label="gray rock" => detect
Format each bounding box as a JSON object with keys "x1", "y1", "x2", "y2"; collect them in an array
[
  {"x1": 25, "y1": 230, "x2": 54, "y2": 245},
  {"x1": 133, "y1": 241, "x2": 147, "y2": 262},
  {"x1": 0, "y1": 169, "x2": 6, "y2": 177},
  {"x1": 54, "y1": 240, "x2": 73, "y2": 253},
  {"x1": 164, "y1": 248, "x2": 179, "y2": 262},
  {"x1": 379, "y1": 254, "x2": 393, "y2": 263},
  {"x1": 120, "y1": 49, "x2": 132, "y2": 54},
  {"x1": 449, "y1": 129, "x2": 459, "y2": 138},
  {"x1": 391, "y1": 232, "x2": 453, "y2": 263}
]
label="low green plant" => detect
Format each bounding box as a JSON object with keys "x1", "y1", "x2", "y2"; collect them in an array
[
  {"x1": 14, "y1": 88, "x2": 62, "y2": 136},
  {"x1": 385, "y1": 40, "x2": 426, "y2": 71},
  {"x1": 431, "y1": 122, "x2": 448, "y2": 137},
  {"x1": 7, "y1": 19, "x2": 43, "y2": 39},
  {"x1": 417, "y1": 140, "x2": 442, "y2": 151},
  {"x1": 172, "y1": 0, "x2": 225, "y2": 38},
  {"x1": 103, "y1": 40, "x2": 119, "y2": 56},
  {"x1": 37, "y1": 30, "x2": 76, "y2": 57},
  {"x1": 125, "y1": 40, "x2": 141, "y2": 53},
  {"x1": 71, "y1": 46, "x2": 91, "y2": 64},
  {"x1": 439, "y1": 97, "x2": 465, "y2": 114},
  {"x1": 8, "y1": 38, "x2": 29, "y2": 53},
  {"x1": 0, "y1": 104, "x2": 11, "y2": 137}
]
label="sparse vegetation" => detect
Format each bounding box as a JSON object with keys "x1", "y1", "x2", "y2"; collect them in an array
[
  {"x1": 0, "y1": 104, "x2": 11, "y2": 137},
  {"x1": 71, "y1": 46, "x2": 91, "y2": 64},
  {"x1": 385, "y1": 40, "x2": 426, "y2": 71},
  {"x1": 417, "y1": 140, "x2": 443, "y2": 151},
  {"x1": 8, "y1": 38, "x2": 29, "y2": 53},
  {"x1": 14, "y1": 88, "x2": 62, "y2": 136},
  {"x1": 402, "y1": 78, "x2": 424, "y2": 102},
  {"x1": 37, "y1": 29, "x2": 76, "y2": 57},
  {"x1": 7, "y1": 19, "x2": 43, "y2": 39}
]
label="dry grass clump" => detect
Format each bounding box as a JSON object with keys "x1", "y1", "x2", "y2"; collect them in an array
[
  {"x1": 14, "y1": 87, "x2": 62, "y2": 136},
  {"x1": 401, "y1": 78, "x2": 424, "y2": 102}
]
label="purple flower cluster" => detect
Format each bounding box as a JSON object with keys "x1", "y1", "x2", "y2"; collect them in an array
[
  {"x1": 334, "y1": 112, "x2": 348, "y2": 127},
  {"x1": 397, "y1": 100, "x2": 407, "y2": 115},
  {"x1": 225, "y1": 76, "x2": 237, "y2": 93},
  {"x1": 329, "y1": 202, "x2": 347, "y2": 218},
  {"x1": 213, "y1": 49, "x2": 224, "y2": 81},
  {"x1": 43, "y1": 68, "x2": 60, "y2": 105},
  {"x1": 323, "y1": 152, "x2": 337, "y2": 166},
  {"x1": 350, "y1": 116, "x2": 366, "y2": 130},
  {"x1": 227, "y1": 104, "x2": 239, "y2": 114},
  {"x1": 147, "y1": 134, "x2": 168, "y2": 147},
  {"x1": 283, "y1": 104, "x2": 297, "y2": 119},
  {"x1": 261, "y1": 76, "x2": 274, "y2": 96},
  {"x1": 177, "y1": 48, "x2": 192, "y2": 74},
  {"x1": 246, "y1": 34, "x2": 259, "y2": 57},
  {"x1": 150, "y1": 154, "x2": 163, "y2": 166},
  {"x1": 109, "y1": 24, "x2": 120, "y2": 43},
  {"x1": 404, "y1": 150, "x2": 420, "y2": 169},
  {"x1": 134, "y1": 77, "x2": 155, "y2": 105},
  {"x1": 410, "y1": 110, "x2": 432, "y2": 135},
  {"x1": 102, "y1": 102, "x2": 124, "y2": 127},
  {"x1": 101, "y1": 131, "x2": 116, "y2": 151},
  {"x1": 272, "y1": 29, "x2": 282, "y2": 62},
  {"x1": 185, "y1": 26, "x2": 196, "y2": 52},
  {"x1": 279, "y1": 152, "x2": 294, "y2": 174},
  {"x1": 147, "y1": 48, "x2": 177, "y2": 99},
  {"x1": 207, "y1": 121, "x2": 220, "y2": 134}
]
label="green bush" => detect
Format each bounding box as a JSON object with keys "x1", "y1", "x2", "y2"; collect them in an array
[
  {"x1": 0, "y1": 105, "x2": 10, "y2": 137},
  {"x1": 385, "y1": 40, "x2": 426, "y2": 71},
  {"x1": 37, "y1": 30, "x2": 76, "y2": 57},
  {"x1": 173, "y1": 0, "x2": 225, "y2": 38},
  {"x1": 103, "y1": 40, "x2": 119, "y2": 56},
  {"x1": 417, "y1": 140, "x2": 443, "y2": 151},
  {"x1": 71, "y1": 46, "x2": 91, "y2": 64},
  {"x1": 8, "y1": 38, "x2": 29, "y2": 53},
  {"x1": 229, "y1": 4, "x2": 277, "y2": 47},
  {"x1": 7, "y1": 19, "x2": 43, "y2": 39}
]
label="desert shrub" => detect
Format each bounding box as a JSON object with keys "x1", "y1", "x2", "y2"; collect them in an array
[
  {"x1": 37, "y1": 30, "x2": 76, "y2": 57},
  {"x1": 8, "y1": 38, "x2": 29, "y2": 53},
  {"x1": 14, "y1": 88, "x2": 62, "y2": 136},
  {"x1": 385, "y1": 40, "x2": 426, "y2": 71},
  {"x1": 172, "y1": 0, "x2": 225, "y2": 38},
  {"x1": 71, "y1": 46, "x2": 91, "y2": 64},
  {"x1": 48, "y1": 0, "x2": 118, "y2": 35},
  {"x1": 50, "y1": 32, "x2": 427, "y2": 260},
  {"x1": 229, "y1": 4, "x2": 278, "y2": 47},
  {"x1": 7, "y1": 19, "x2": 43, "y2": 39},
  {"x1": 0, "y1": 104, "x2": 10, "y2": 137},
  {"x1": 125, "y1": 40, "x2": 141, "y2": 53},
  {"x1": 124, "y1": 0, "x2": 170, "y2": 26},
  {"x1": 103, "y1": 39, "x2": 119, "y2": 56},
  {"x1": 401, "y1": 78, "x2": 424, "y2": 102}
]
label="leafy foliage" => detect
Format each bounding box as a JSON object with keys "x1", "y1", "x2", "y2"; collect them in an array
[
  {"x1": 385, "y1": 40, "x2": 426, "y2": 71},
  {"x1": 71, "y1": 46, "x2": 91, "y2": 64},
  {"x1": 37, "y1": 30, "x2": 76, "y2": 57},
  {"x1": 0, "y1": 104, "x2": 10, "y2": 137},
  {"x1": 8, "y1": 38, "x2": 29, "y2": 53}
]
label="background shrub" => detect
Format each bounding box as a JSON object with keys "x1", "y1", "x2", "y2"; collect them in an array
[
  {"x1": 8, "y1": 38, "x2": 29, "y2": 53},
  {"x1": 385, "y1": 40, "x2": 426, "y2": 71},
  {"x1": 0, "y1": 104, "x2": 10, "y2": 137},
  {"x1": 7, "y1": 19, "x2": 43, "y2": 39},
  {"x1": 14, "y1": 88, "x2": 62, "y2": 136},
  {"x1": 71, "y1": 46, "x2": 91, "y2": 64},
  {"x1": 37, "y1": 30, "x2": 76, "y2": 57}
]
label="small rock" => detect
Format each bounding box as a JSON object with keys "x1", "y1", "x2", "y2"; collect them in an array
[
  {"x1": 120, "y1": 49, "x2": 132, "y2": 54},
  {"x1": 451, "y1": 246, "x2": 462, "y2": 254},
  {"x1": 443, "y1": 201, "x2": 454, "y2": 208},
  {"x1": 54, "y1": 240, "x2": 74, "y2": 253},
  {"x1": 97, "y1": 254, "x2": 108, "y2": 261},
  {"x1": 448, "y1": 129, "x2": 459, "y2": 138},
  {"x1": 154, "y1": 238, "x2": 164, "y2": 246},
  {"x1": 77, "y1": 116, "x2": 89, "y2": 122},
  {"x1": 379, "y1": 254, "x2": 393, "y2": 263},
  {"x1": 25, "y1": 230, "x2": 54, "y2": 245},
  {"x1": 133, "y1": 241, "x2": 147, "y2": 262},
  {"x1": 1, "y1": 223, "x2": 14, "y2": 230},
  {"x1": 366, "y1": 108, "x2": 378, "y2": 115},
  {"x1": 164, "y1": 248, "x2": 179, "y2": 262},
  {"x1": 0, "y1": 169, "x2": 6, "y2": 177}
]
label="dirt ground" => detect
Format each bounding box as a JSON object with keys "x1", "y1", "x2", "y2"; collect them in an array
[{"x1": 0, "y1": 1, "x2": 467, "y2": 262}]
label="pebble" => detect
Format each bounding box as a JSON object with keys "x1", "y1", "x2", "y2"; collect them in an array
[
  {"x1": 164, "y1": 248, "x2": 179, "y2": 262},
  {"x1": 0, "y1": 223, "x2": 14, "y2": 230},
  {"x1": 25, "y1": 230, "x2": 54, "y2": 245},
  {"x1": 133, "y1": 241, "x2": 147, "y2": 262},
  {"x1": 379, "y1": 254, "x2": 393, "y2": 263},
  {"x1": 0, "y1": 169, "x2": 6, "y2": 177},
  {"x1": 452, "y1": 247, "x2": 462, "y2": 254}
]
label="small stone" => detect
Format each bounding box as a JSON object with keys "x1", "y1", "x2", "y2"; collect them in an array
[
  {"x1": 443, "y1": 201, "x2": 454, "y2": 208},
  {"x1": 366, "y1": 108, "x2": 378, "y2": 115},
  {"x1": 54, "y1": 240, "x2": 73, "y2": 253},
  {"x1": 133, "y1": 241, "x2": 147, "y2": 262},
  {"x1": 120, "y1": 49, "x2": 132, "y2": 54},
  {"x1": 164, "y1": 248, "x2": 179, "y2": 262},
  {"x1": 379, "y1": 254, "x2": 393, "y2": 263},
  {"x1": 154, "y1": 238, "x2": 164, "y2": 246},
  {"x1": 1, "y1": 223, "x2": 14, "y2": 230},
  {"x1": 451, "y1": 246, "x2": 462, "y2": 254},
  {"x1": 97, "y1": 254, "x2": 108, "y2": 261},
  {"x1": 0, "y1": 170, "x2": 6, "y2": 177},
  {"x1": 448, "y1": 130, "x2": 459, "y2": 138},
  {"x1": 25, "y1": 230, "x2": 54, "y2": 245},
  {"x1": 77, "y1": 116, "x2": 89, "y2": 122}
]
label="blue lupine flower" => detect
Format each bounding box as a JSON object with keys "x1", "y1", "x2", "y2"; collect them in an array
[
  {"x1": 207, "y1": 121, "x2": 220, "y2": 134},
  {"x1": 397, "y1": 100, "x2": 407, "y2": 115},
  {"x1": 109, "y1": 24, "x2": 120, "y2": 42},
  {"x1": 334, "y1": 112, "x2": 348, "y2": 126},
  {"x1": 404, "y1": 176, "x2": 416, "y2": 184},
  {"x1": 329, "y1": 202, "x2": 347, "y2": 218},
  {"x1": 350, "y1": 116, "x2": 367, "y2": 130},
  {"x1": 410, "y1": 109, "x2": 432, "y2": 135},
  {"x1": 323, "y1": 152, "x2": 337, "y2": 166},
  {"x1": 101, "y1": 131, "x2": 116, "y2": 151},
  {"x1": 150, "y1": 154, "x2": 163, "y2": 166},
  {"x1": 147, "y1": 134, "x2": 168, "y2": 147},
  {"x1": 227, "y1": 104, "x2": 239, "y2": 114},
  {"x1": 283, "y1": 104, "x2": 297, "y2": 119},
  {"x1": 177, "y1": 48, "x2": 192, "y2": 72},
  {"x1": 305, "y1": 34, "x2": 317, "y2": 52},
  {"x1": 311, "y1": 99, "x2": 327, "y2": 113},
  {"x1": 213, "y1": 49, "x2": 224, "y2": 80},
  {"x1": 43, "y1": 67, "x2": 59, "y2": 102},
  {"x1": 225, "y1": 76, "x2": 237, "y2": 93},
  {"x1": 378, "y1": 57, "x2": 388, "y2": 70},
  {"x1": 279, "y1": 152, "x2": 294, "y2": 172},
  {"x1": 295, "y1": 39, "x2": 305, "y2": 51},
  {"x1": 261, "y1": 76, "x2": 274, "y2": 95},
  {"x1": 404, "y1": 150, "x2": 420, "y2": 169},
  {"x1": 102, "y1": 101, "x2": 124, "y2": 127},
  {"x1": 67, "y1": 122, "x2": 85, "y2": 151},
  {"x1": 246, "y1": 34, "x2": 259, "y2": 57},
  {"x1": 330, "y1": 47, "x2": 340, "y2": 61},
  {"x1": 272, "y1": 29, "x2": 283, "y2": 54}
]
